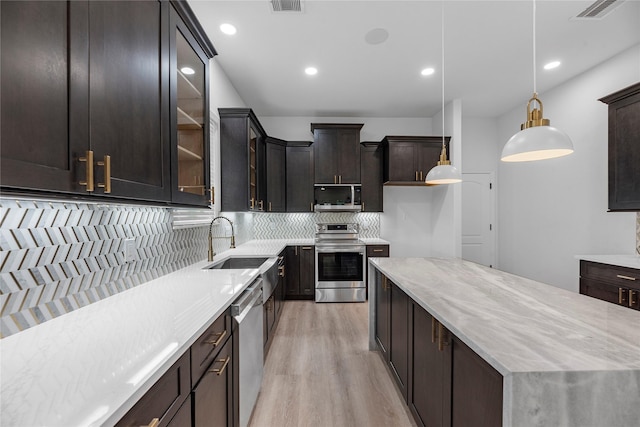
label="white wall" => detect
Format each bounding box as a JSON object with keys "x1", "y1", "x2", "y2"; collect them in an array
[
  {"x1": 496, "y1": 44, "x2": 640, "y2": 292},
  {"x1": 461, "y1": 117, "x2": 499, "y2": 174},
  {"x1": 260, "y1": 116, "x2": 432, "y2": 142}
]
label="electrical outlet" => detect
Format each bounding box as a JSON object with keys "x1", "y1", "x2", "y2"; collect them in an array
[{"x1": 124, "y1": 239, "x2": 136, "y2": 262}]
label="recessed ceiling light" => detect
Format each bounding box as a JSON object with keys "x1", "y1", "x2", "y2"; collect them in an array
[
  {"x1": 421, "y1": 68, "x2": 435, "y2": 76},
  {"x1": 365, "y1": 28, "x2": 389, "y2": 45},
  {"x1": 305, "y1": 67, "x2": 318, "y2": 76},
  {"x1": 544, "y1": 61, "x2": 561, "y2": 70},
  {"x1": 220, "y1": 23, "x2": 237, "y2": 35},
  {"x1": 180, "y1": 67, "x2": 195, "y2": 75}
]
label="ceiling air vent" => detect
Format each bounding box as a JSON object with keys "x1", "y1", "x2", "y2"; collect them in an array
[
  {"x1": 270, "y1": 0, "x2": 303, "y2": 13},
  {"x1": 573, "y1": 0, "x2": 625, "y2": 19}
]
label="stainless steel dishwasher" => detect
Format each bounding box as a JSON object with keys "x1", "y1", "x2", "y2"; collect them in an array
[{"x1": 231, "y1": 277, "x2": 264, "y2": 427}]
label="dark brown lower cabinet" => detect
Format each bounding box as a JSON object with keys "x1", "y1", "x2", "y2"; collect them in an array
[
  {"x1": 193, "y1": 335, "x2": 234, "y2": 427},
  {"x1": 579, "y1": 260, "x2": 640, "y2": 310},
  {"x1": 376, "y1": 271, "x2": 503, "y2": 427},
  {"x1": 285, "y1": 246, "x2": 315, "y2": 299},
  {"x1": 389, "y1": 282, "x2": 409, "y2": 401},
  {"x1": 409, "y1": 303, "x2": 451, "y2": 427}
]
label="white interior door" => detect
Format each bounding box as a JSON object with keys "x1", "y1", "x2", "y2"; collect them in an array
[{"x1": 461, "y1": 173, "x2": 495, "y2": 268}]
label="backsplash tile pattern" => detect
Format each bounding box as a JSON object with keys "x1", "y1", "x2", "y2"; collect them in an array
[
  {"x1": 0, "y1": 199, "x2": 252, "y2": 338},
  {"x1": 253, "y1": 212, "x2": 380, "y2": 239}
]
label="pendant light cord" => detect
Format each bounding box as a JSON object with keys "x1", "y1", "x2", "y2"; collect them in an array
[
  {"x1": 441, "y1": 2, "x2": 445, "y2": 149},
  {"x1": 532, "y1": 0, "x2": 537, "y2": 94}
]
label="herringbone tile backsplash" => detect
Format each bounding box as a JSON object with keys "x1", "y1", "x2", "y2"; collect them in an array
[
  {"x1": 253, "y1": 212, "x2": 380, "y2": 239},
  {"x1": 0, "y1": 198, "x2": 252, "y2": 338}
]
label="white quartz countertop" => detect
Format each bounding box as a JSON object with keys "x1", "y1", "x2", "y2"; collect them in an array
[
  {"x1": 576, "y1": 254, "x2": 640, "y2": 270},
  {"x1": 361, "y1": 238, "x2": 390, "y2": 245},
  {"x1": 0, "y1": 239, "x2": 305, "y2": 426},
  {"x1": 368, "y1": 257, "x2": 640, "y2": 426}
]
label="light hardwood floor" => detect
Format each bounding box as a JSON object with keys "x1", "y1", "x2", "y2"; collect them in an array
[{"x1": 249, "y1": 301, "x2": 416, "y2": 427}]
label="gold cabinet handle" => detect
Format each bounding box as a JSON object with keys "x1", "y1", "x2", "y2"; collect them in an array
[
  {"x1": 295, "y1": 246, "x2": 298, "y2": 256},
  {"x1": 310, "y1": 202, "x2": 313, "y2": 212},
  {"x1": 258, "y1": 200, "x2": 264, "y2": 211},
  {"x1": 334, "y1": 175, "x2": 337, "y2": 184},
  {"x1": 339, "y1": 175, "x2": 342, "y2": 184},
  {"x1": 96, "y1": 154, "x2": 111, "y2": 193},
  {"x1": 269, "y1": 201, "x2": 272, "y2": 211},
  {"x1": 438, "y1": 322, "x2": 449, "y2": 352},
  {"x1": 278, "y1": 265, "x2": 285, "y2": 277},
  {"x1": 630, "y1": 290, "x2": 638, "y2": 308},
  {"x1": 415, "y1": 171, "x2": 419, "y2": 181},
  {"x1": 144, "y1": 418, "x2": 160, "y2": 427},
  {"x1": 373, "y1": 249, "x2": 384, "y2": 253},
  {"x1": 208, "y1": 186, "x2": 215, "y2": 205},
  {"x1": 78, "y1": 150, "x2": 95, "y2": 192},
  {"x1": 302, "y1": 246, "x2": 312, "y2": 250},
  {"x1": 209, "y1": 356, "x2": 230, "y2": 376},
  {"x1": 617, "y1": 274, "x2": 636, "y2": 281},
  {"x1": 204, "y1": 329, "x2": 227, "y2": 347},
  {"x1": 362, "y1": 201, "x2": 365, "y2": 211},
  {"x1": 420, "y1": 171, "x2": 424, "y2": 181},
  {"x1": 619, "y1": 288, "x2": 628, "y2": 305},
  {"x1": 250, "y1": 198, "x2": 255, "y2": 209}
]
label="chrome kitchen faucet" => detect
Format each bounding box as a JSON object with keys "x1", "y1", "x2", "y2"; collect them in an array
[{"x1": 208, "y1": 216, "x2": 236, "y2": 261}]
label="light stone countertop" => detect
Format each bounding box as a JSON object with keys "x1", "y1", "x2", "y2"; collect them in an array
[
  {"x1": 368, "y1": 257, "x2": 640, "y2": 427},
  {"x1": 0, "y1": 239, "x2": 308, "y2": 427},
  {"x1": 575, "y1": 253, "x2": 640, "y2": 270},
  {"x1": 360, "y1": 238, "x2": 391, "y2": 245}
]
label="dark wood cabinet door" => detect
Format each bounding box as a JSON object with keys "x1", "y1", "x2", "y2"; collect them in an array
[
  {"x1": 286, "y1": 145, "x2": 314, "y2": 212},
  {"x1": 375, "y1": 272, "x2": 391, "y2": 360},
  {"x1": 299, "y1": 246, "x2": 315, "y2": 296},
  {"x1": 580, "y1": 278, "x2": 624, "y2": 306},
  {"x1": 600, "y1": 83, "x2": 640, "y2": 211},
  {"x1": 451, "y1": 336, "x2": 503, "y2": 427},
  {"x1": 194, "y1": 335, "x2": 233, "y2": 427},
  {"x1": 285, "y1": 246, "x2": 301, "y2": 296},
  {"x1": 360, "y1": 144, "x2": 383, "y2": 211},
  {"x1": 167, "y1": 395, "x2": 192, "y2": 427},
  {"x1": 386, "y1": 143, "x2": 417, "y2": 182},
  {"x1": 416, "y1": 141, "x2": 445, "y2": 181},
  {"x1": 89, "y1": 0, "x2": 170, "y2": 202},
  {"x1": 390, "y1": 282, "x2": 409, "y2": 401},
  {"x1": 266, "y1": 141, "x2": 286, "y2": 212},
  {"x1": 1, "y1": 1, "x2": 88, "y2": 194},
  {"x1": 337, "y1": 128, "x2": 361, "y2": 183},
  {"x1": 409, "y1": 303, "x2": 451, "y2": 427},
  {"x1": 313, "y1": 129, "x2": 338, "y2": 184}
]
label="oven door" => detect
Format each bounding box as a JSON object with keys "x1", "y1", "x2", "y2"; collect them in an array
[{"x1": 315, "y1": 245, "x2": 365, "y2": 289}]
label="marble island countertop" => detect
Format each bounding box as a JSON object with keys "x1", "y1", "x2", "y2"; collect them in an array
[
  {"x1": 368, "y1": 257, "x2": 640, "y2": 427},
  {"x1": 0, "y1": 239, "x2": 307, "y2": 426}
]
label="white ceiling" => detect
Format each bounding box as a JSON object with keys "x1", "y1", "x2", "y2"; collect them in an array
[{"x1": 188, "y1": 0, "x2": 640, "y2": 118}]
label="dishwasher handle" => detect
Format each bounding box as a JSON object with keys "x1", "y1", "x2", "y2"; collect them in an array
[{"x1": 232, "y1": 279, "x2": 263, "y2": 323}]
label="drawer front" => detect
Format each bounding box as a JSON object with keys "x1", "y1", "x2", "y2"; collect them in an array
[
  {"x1": 193, "y1": 335, "x2": 233, "y2": 427},
  {"x1": 580, "y1": 261, "x2": 640, "y2": 289},
  {"x1": 116, "y1": 351, "x2": 191, "y2": 427},
  {"x1": 367, "y1": 245, "x2": 389, "y2": 257},
  {"x1": 580, "y1": 278, "x2": 640, "y2": 310},
  {"x1": 192, "y1": 309, "x2": 231, "y2": 385}
]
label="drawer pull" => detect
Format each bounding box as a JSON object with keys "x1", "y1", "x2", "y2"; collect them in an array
[
  {"x1": 630, "y1": 290, "x2": 638, "y2": 308},
  {"x1": 144, "y1": 418, "x2": 160, "y2": 427},
  {"x1": 372, "y1": 249, "x2": 384, "y2": 253},
  {"x1": 96, "y1": 154, "x2": 111, "y2": 193},
  {"x1": 616, "y1": 274, "x2": 636, "y2": 281},
  {"x1": 437, "y1": 322, "x2": 449, "y2": 352},
  {"x1": 78, "y1": 150, "x2": 95, "y2": 192},
  {"x1": 210, "y1": 356, "x2": 230, "y2": 376},
  {"x1": 619, "y1": 288, "x2": 628, "y2": 305},
  {"x1": 205, "y1": 329, "x2": 227, "y2": 347},
  {"x1": 302, "y1": 246, "x2": 312, "y2": 250},
  {"x1": 278, "y1": 265, "x2": 285, "y2": 277}
]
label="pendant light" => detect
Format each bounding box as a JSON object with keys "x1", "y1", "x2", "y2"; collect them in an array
[
  {"x1": 425, "y1": 3, "x2": 461, "y2": 185},
  {"x1": 501, "y1": 0, "x2": 574, "y2": 162}
]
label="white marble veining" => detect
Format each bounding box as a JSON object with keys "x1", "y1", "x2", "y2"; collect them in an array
[
  {"x1": 0, "y1": 240, "x2": 296, "y2": 427},
  {"x1": 576, "y1": 254, "x2": 640, "y2": 270},
  {"x1": 368, "y1": 257, "x2": 640, "y2": 427}
]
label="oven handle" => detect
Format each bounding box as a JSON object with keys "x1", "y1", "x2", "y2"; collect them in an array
[{"x1": 315, "y1": 246, "x2": 365, "y2": 253}]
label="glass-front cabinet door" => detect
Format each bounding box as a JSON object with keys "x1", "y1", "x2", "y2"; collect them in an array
[{"x1": 170, "y1": 5, "x2": 211, "y2": 206}]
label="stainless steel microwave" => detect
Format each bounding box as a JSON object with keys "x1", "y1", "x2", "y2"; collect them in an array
[{"x1": 313, "y1": 184, "x2": 362, "y2": 212}]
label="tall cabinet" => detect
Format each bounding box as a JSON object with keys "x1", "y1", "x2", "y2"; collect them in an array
[{"x1": 0, "y1": 0, "x2": 215, "y2": 206}]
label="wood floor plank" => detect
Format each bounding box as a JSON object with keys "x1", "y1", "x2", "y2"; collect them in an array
[{"x1": 249, "y1": 301, "x2": 416, "y2": 427}]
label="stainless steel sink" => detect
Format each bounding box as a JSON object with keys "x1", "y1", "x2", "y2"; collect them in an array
[{"x1": 204, "y1": 257, "x2": 269, "y2": 270}]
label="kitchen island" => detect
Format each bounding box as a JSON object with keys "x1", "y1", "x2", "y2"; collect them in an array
[{"x1": 368, "y1": 257, "x2": 640, "y2": 427}]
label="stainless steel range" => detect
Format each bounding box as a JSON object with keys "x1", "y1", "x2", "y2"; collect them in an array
[{"x1": 315, "y1": 223, "x2": 366, "y2": 303}]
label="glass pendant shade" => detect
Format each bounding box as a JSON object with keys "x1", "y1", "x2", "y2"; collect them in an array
[{"x1": 425, "y1": 146, "x2": 462, "y2": 184}]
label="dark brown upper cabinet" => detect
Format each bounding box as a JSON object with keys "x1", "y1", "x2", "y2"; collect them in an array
[
  {"x1": 170, "y1": 1, "x2": 216, "y2": 206},
  {"x1": 360, "y1": 142, "x2": 384, "y2": 211},
  {"x1": 383, "y1": 136, "x2": 450, "y2": 185},
  {"x1": 265, "y1": 137, "x2": 287, "y2": 212},
  {"x1": 1, "y1": 0, "x2": 216, "y2": 206},
  {"x1": 599, "y1": 82, "x2": 640, "y2": 211},
  {"x1": 286, "y1": 142, "x2": 315, "y2": 212},
  {"x1": 311, "y1": 123, "x2": 363, "y2": 184},
  {"x1": 1, "y1": 1, "x2": 170, "y2": 202},
  {"x1": 219, "y1": 108, "x2": 268, "y2": 212}
]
